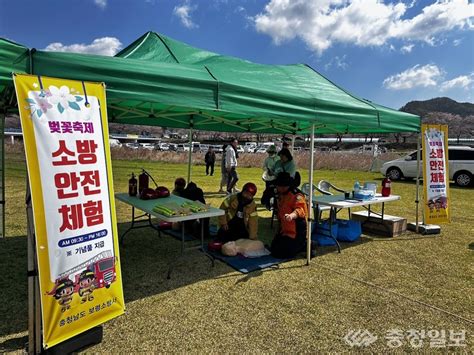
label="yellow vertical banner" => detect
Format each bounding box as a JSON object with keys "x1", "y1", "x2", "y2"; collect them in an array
[
  {"x1": 13, "y1": 74, "x2": 125, "y2": 349},
  {"x1": 421, "y1": 124, "x2": 450, "y2": 224}
]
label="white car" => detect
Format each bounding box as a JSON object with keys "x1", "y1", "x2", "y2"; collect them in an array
[
  {"x1": 140, "y1": 143, "x2": 156, "y2": 150},
  {"x1": 109, "y1": 139, "x2": 122, "y2": 148},
  {"x1": 157, "y1": 142, "x2": 170, "y2": 151},
  {"x1": 125, "y1": 142, "x2": 141, "y2": 150},
  {"x1": 380, "y1": 146, "x2": 474, "y2": 187}
]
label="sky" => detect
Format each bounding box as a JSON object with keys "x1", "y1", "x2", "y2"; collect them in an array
[{"x1": 1, "y1": 0, "x2": 473, "y2": 110}]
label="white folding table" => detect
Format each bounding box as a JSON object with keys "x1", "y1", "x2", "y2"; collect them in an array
[
  {"x1": 313, "y1": 194, "x2": 401, "y2": 252},
  {"x1": 115, "y1": 193, "x2": 224, "y2": 278}
]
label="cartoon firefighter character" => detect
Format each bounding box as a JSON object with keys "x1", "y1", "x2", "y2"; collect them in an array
[
  {"x1": 78, "y1": 269, "x2": 96, "y2": 303},
  {"x1": 54, "y1": 278, "x2": 75, "y2": 312}
]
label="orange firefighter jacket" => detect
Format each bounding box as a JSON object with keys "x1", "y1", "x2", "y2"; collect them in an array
[
  {"x1": 218, "y1": 194, "x2": 258, "y2": 239},
  {"x1": 277, "y1": 189, "x2": 308, "y2": 239}
]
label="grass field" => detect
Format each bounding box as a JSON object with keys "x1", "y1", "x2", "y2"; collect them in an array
[{"x1": 0, "y1": 151, "x2": 473, "y2": 353}]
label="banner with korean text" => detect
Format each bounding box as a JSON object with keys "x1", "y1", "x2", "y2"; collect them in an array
[
  {"x1": 421, "y1": 124, "x2": 450, "y2": 224},
  {"x1": 13, "y1": 74, "x2": 124, "y2": 349}
]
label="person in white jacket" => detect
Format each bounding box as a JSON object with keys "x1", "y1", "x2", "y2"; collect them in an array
[{"x1": 226, "y1": 138, "x2": 239, "y2": 194}]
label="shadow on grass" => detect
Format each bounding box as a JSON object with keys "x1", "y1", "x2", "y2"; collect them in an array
[
  {"x1": 0, "y1": 235, "x2": 28, "y2": 346},
  {"x1": 0, "y1": 216, "x2": 372, "y2": 351},
  {"x1": 0, "y1": 335, "x2": 28, "y2": 353},
  {"x1": 117, "y1": 220, "x2": 233, "y2": 304}
]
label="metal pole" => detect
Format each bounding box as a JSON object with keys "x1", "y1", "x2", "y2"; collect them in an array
[
  {"x1": 306, "y1": 124, "x2": 315, "y2": 265},
  {"x1": 0, "y1": 110, "x2": 5, "y2": 239},
  {"x1": 291, "y1": 134, "x2": 295, "y2": 154},
  {"x1": 415, "y1": 131, "x2": 421, "y2": 233},
  {"x1": 27, "y1": 177, "x2": 41, "y2": 354},
  {"x1": 187, "y1": 127, "x2": 193, "y2": 184}
]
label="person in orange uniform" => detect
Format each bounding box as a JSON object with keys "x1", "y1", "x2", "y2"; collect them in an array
[
  {"x1": 271, "y1": 172, "x2": 308, "y2": 258},
  {"x1": 217, "y1": 182, "x2": 258, "y2": 242}
]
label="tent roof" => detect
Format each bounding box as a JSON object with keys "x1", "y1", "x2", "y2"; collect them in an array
[
  {"x1": 0, "y1": 38, "x2": 29, "y2": 103},
  {"x1": 0, "y1": 32, "x2": 420, "y2": 134},
  {"x1": 114, "y1": 32, "x2": 420, "y2": 134}
]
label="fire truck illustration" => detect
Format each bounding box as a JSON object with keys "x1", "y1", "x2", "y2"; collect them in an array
[{"x1": 47, "y1": 250, "x2": 117, "y2": 308}]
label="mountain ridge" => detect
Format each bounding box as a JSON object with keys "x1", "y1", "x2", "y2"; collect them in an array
[{"x1": 400, "y1": 97, "x2": 474, "y2": 118}]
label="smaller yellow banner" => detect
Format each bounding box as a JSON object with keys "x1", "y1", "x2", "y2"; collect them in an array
[{"x1": 421, "y1": 124, "x2": 450, "y2": 224}]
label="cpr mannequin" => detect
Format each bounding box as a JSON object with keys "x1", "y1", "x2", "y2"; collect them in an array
[{"x1": 221, "y1": 239, "x2": 270, "y2": 258}]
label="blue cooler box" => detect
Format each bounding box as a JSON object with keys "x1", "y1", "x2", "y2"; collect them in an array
[
  {"x1": 336, "y1": 219, "x2": 361, "y2": 242},
  {"x1": 312, "y1": 220, "x2": 338, "y2": 246}
]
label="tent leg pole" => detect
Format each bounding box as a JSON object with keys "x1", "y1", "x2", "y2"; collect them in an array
[
  {"x1": 416, "y1": 130, "x2": 421, "y2": 233},
  {"x1": 291, "y1": 134, "x2": 295, "y2": 154},
  {"x1": 307, "y1": 124, "x2": 315, "y2": 266},
  {"x1": 187, "y1": 127, "x2": 193, "y2": 183},
  {"x1": 1, "y1": 109, "x2": 5, "y2": 239}
]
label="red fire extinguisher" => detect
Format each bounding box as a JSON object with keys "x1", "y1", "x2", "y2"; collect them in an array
[
  {"x1": 381, "y1": 177, "x2": 391, "y2": 197},
  {"x1": 138, "y1": 169, "x2": 149, "y2": 194}
]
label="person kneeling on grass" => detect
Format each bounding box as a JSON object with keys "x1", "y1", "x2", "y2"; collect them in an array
[
  {"x1": 217, "y1": 182, "x2": 258, "y2": 243},
  {"x1": 271, "y1": 172, "x2": 308, "y2": 259}
]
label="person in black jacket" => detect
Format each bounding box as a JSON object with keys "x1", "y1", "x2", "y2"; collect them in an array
[
  {"x1": 204, "y1": 146, "x2": 216, "y2": 176},
  {"x1": 182, "y1": 182, "x2": 209, "y2": 238}
]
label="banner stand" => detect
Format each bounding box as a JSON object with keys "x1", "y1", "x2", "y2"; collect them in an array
[
  {"x1": 27, "y1": 178, "x2": 104, "y2": 354},
  {"x1": 407, "y1": 127, "x2": 441, "y2": 235}
]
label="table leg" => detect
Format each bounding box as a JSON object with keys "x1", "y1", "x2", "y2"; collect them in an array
[
  {"x1": 119, "y1": 206, "x2": 136, "y2": 245},
  {"x1": 360, "y1": 202, "x2": 391, "y2": 236},
  {"x1": 167, "y1": 219, "x2": 215, "y2": 279},
  {"x1": 120, "y1": 206, "x2": 161, "y2": 246},
  {"x1": 329, "y1": 208, "x2": 341, "y2": 253},
  {"x1": 200, "y1": 219, "x2": 215, "y2": 267}
]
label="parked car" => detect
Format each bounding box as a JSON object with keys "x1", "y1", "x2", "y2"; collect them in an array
[
  {"x1": 211, "y1": 144, "x2": 224, "y2": 153},
  {"x1": 109, "y1": 139, "x2": 122, "y2": 148},
  {"x1": 140, "y1": 143, "x2": 156, "y2": 150},
  {"x1": 157, "y1": 142, "x2": 170, "y2": 151},
  {"x1": 243, "y1": 142, "x2": 257, "y2": 153},
  {"x1": 168, "y1": 143, "x2": 178, "y2": 151},
  {"x1": 124, "y1": 142, "x2": 141, "y2": 150},
  {"x1": 255, "y1": 146, "x2": 268, "y2": 154},
  {"x1": 176, "y1": 144, "x2": 188, "y2": 152},
  {"x1": 380, "y1": 146, "x2": 474, "y2": 187}
]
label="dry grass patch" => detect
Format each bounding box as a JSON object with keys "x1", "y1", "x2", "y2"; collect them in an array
[{"x1": 0, "y1": 151, "x2": 472, "y2": 353}]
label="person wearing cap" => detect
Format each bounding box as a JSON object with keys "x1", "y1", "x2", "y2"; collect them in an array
[
  {"x1": 274, "y1": 148, "x2": 297, "y2": 178},
  {"x1": 262, "y1": 144, "x2": 279, "y2": 182},
  {"x1": 271, "y1": 172, "x2": 308, "y2": 258},
  {"x1": 217, "y1": 182, "x2": 259, "y2": 242}
]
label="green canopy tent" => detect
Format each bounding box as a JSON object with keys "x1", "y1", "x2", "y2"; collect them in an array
[
  {"x1": 1, "y1": 33, "x2": 420, "y2": 135},
  {"x1": 114, "y1": 31, "x2": 420, "y2": 134},
  {"x1": 1, "y1": 33, "x2": 423, "y2": 353},
  {"x1": 0, "y1": 32, "x2": 421, "y2": 259}
]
